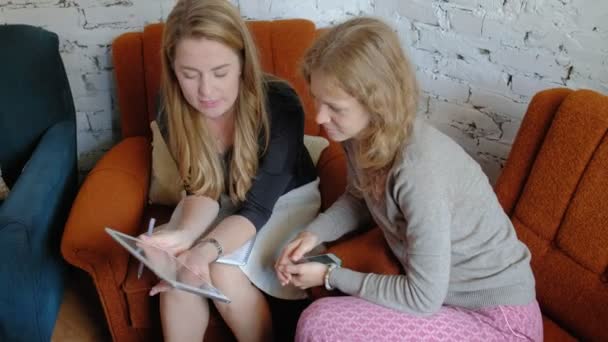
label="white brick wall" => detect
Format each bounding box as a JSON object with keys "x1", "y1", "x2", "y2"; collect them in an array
[{"x1": 1, "y1": 0, "x2": 607, "y2": 183}]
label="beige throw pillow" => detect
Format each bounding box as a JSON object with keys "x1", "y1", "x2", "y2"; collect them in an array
[
  {"x1": 149, "y1": 121, "x2": 184, "y2": 205},
  {"x1": 148, "y1": 120, "x2": 330, "y2": 206},
  {"x1": 303, "y1": 134, "x2": 329, "y2": 165},
  {"x1": 0, "y1": 166, "x2": 9, "y2": 200}
]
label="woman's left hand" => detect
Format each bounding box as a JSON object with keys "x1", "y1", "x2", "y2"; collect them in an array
[{"x1": 277, "y1": 262, "x2": 328, "y2": 290}]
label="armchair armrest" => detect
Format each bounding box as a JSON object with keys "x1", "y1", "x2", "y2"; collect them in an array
[
  {"x1": 61, "y1": 136, "x2": 150, "y2": 275},
  {"x1": 0, "y1": 120, "x2": 77, "y2": 243},
  {"x1": 316, "y1": 140, "x2": 347, "y2": 211},
  {"x1": 0, "y1": 120, "x2": 77, "y2": 342},
  {"x1": 495, "y1": 88, "x2": 573, "y2": 215}
]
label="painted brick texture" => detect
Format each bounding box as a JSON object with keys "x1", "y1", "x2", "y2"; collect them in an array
[{"x1": 1, "y1": 0, "x2": 606, "y2": 182}]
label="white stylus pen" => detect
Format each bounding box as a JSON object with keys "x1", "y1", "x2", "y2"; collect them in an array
[{"x1": 137, "y1": 217, "x2": 156, "y2": 279}]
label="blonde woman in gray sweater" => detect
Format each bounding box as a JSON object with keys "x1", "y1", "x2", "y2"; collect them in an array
[{"x1": 275, "y1": 17, "x2": 542, "y2": 341}]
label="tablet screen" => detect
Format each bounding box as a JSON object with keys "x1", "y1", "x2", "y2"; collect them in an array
[{"x1": 105, "y1": 228, "x2": 230, "y2": 303}]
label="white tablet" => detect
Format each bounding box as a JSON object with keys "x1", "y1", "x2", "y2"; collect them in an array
[{"x1": 105, "y1": 227, "x2": 230, "y2": 303}]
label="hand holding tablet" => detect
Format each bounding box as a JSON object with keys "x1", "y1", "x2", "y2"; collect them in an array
[{"x1": 105, "y1": 227, "x2": 231, "y2": 303}]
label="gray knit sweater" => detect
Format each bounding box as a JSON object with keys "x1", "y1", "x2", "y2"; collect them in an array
[{"x1": 306, "y1": 118, "x2": 536, "y2": 315}]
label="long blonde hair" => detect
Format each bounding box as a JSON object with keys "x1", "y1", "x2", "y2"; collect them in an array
[
  {"x1": 301, "y1": 17, "x2": 419, "y2": 199},
  {"x1": 161, "y1": 0, "x2": 269, "y2": 202}
]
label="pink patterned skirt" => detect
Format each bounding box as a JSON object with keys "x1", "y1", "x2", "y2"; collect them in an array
[{"x1": 296, "y1": 296, "x2": 542, "y2": 342}]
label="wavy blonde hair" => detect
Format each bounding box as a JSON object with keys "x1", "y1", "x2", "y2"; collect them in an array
[
  {"x1": 161, "y1": 0, "x2": 269, "y2": 202},
  {"x1": 301, "y1": 17, "x2": 419, "y2": 199}
]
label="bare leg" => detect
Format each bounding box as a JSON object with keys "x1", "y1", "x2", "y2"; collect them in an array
[
  {"x1": 210, "y1": 263, "x2": 273, "y2": 342},
  {"x1": 160, "y1": 289, "x2": 210, "y2": 342}
]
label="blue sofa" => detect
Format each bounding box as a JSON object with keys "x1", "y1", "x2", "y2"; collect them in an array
[{"x1": 0, "y1": 24, "x2": 78, "y2": 342}]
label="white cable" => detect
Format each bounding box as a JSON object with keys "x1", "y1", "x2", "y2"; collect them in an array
[{"x1": 499, "y1": 305, "x2": 529, "y2": 340}]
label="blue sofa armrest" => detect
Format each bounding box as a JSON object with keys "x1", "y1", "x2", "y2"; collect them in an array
[
  {"x1": 0, "y1": 119, "x2": 77, "y2": 235},
  {"x1": 0, "y1": 120, "x2": 77, "y2": 342}
]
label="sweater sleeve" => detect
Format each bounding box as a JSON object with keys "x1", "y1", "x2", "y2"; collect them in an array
[
  {"x1": 330, "y1": 163, "x2": 452, "y2": 315},
  {"x1": 236, "y1": 82, "x2": 309, "y2": 231},
  {"x1": 305, "y1": 156, "x2": 372, "y2": 243}
]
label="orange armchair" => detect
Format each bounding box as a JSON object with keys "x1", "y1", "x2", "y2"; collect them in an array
[
  {"x1": 61, "y1": 19, "x2": 347, "y2": 342},
  {"x1": 314, "y1": 88, "x2": 608, "y2": 341}
]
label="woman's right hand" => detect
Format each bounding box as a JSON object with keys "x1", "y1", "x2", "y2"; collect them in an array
[
  {"x1": 140, "y1": 195, "x2": 219, "y2": 256},
  {"x1": 275, "y1": 231, "x2": 319, "y2": 286},
  {"x1": 149, "y1": 241, "x2": 215, "y2": 296},
  {"x1": 139, "y1": 224, "x2": 198, "y2": 256}
]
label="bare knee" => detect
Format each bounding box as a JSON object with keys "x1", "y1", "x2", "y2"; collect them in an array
[
  {"x1": 209, "y1": 264, "x2": 272, "y2": 342},
  {"x1": 160, "y1": 288, "x2": 210, "y2": 321},
  {"x1": 209, "y1": 263, "x2": 252, "y2": 313},
  {"x1": 161, "y1": 287, "x2": 202, "y2": 305},
  {"x1": 159, "y1": 289, "x2": 210, "y2": 342}
]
